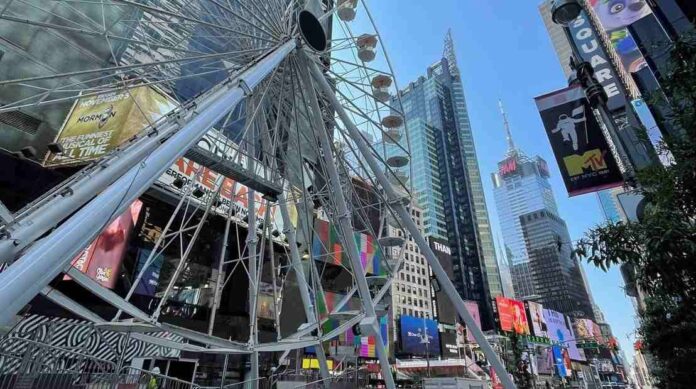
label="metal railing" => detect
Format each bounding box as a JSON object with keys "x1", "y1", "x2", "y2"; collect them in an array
[{"x1": 0, "y1": 335, "x2": 199, "y2": 389}]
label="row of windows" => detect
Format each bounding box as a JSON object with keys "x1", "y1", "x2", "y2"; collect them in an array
[
  {"x1": 398, "y1": 306, "x2": 431, "y2": 319},
  {"x1": 395, "y1": 295, "x2": 430, "y2": 309}
]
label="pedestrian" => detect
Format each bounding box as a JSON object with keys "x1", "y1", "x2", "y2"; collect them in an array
[{"x1": 148, "y1": 367, "x2": 161, "y2": 389}]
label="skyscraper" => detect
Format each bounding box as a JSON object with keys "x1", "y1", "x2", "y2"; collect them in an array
[
  {"x1": 394, "y1": 31, "x2": 501, "y2": 329},
  {"x1": 491, "y1": 102, "x2": 594, "y2": 318},
  {"x1": 492, "y1": 102, "x2": 557, "y2": 299},
  {"x1": 520, "y1": 209, "x2": 595, "y2": 319}
]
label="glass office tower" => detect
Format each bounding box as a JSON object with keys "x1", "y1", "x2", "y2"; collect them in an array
[
  {"x1": 491, "y1": 107, "x2": 557, "y2": 299},
  {"x1": 491, "y1": 107, "x2": 594, "y2": 318},
  {"x1": 394, "y1": 31, "x2": 501, "y2": 329}
]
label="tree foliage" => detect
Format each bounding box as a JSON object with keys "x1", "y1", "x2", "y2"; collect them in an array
[{"x1": 574, "y1": 36, "x2": 696, "y2": 389}]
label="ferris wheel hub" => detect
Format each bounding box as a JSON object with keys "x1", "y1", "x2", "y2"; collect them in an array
[{"x1": 298, "y1": 10, "x2": 327, "y2": 52}]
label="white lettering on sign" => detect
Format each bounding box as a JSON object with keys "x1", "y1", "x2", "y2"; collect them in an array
[
  {"x1": 571, "y1": 14, "x2": 621, "y2": 107},
  {"x1": 432, "y1": 241, "x2": 451, "y2": 255}
]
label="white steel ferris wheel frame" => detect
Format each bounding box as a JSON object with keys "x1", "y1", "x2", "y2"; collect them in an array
[{"x1": 0, "y1": 1, "x2": 516, "y2": 388}]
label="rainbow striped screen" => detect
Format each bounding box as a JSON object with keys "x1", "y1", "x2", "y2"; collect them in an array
[
  {"x1": 312, "y1": 220, "x2": 384, "y2": 276},
  {"x1": 315, "y1": 291, "x2": 389, "y2": 359}
]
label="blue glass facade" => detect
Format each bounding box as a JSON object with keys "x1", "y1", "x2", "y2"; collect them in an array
[
  {"x1": 492, "y1": 150, "x2": 558, "y2": 299},
  {"x1": 394, "y1": 33, "x2": 501, "y2": 329}
]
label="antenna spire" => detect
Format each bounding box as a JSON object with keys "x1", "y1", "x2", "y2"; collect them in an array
[
  {"x1": 498, "y1": 99, "x2": 516, "y2": 154},
  {"x1": 443, "y1": 29, "x2": 458, "y2": 76}
]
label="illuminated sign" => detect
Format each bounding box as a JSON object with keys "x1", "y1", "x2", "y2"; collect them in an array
[
  {"x1": 302, "y1": 358, "x2": 334, "y2": 370},
  {"x1": 499, "y1": 157, "x2": 518, "y2": 176}
]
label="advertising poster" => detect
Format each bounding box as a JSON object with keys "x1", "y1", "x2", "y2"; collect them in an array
[
  {"x1": 574, "y1": 318, "x2": 594, "y2": 340},
  {"x1": 589, "y1": 0, "x2": 653, "y2": 73},
  {"x1": 535, "y1": 86, "x2": 624, "y2": 196},
  {"x1": 399, "y1": 315, "x2": 441, "y2": 357},
  {"x1": 64, "y1": 200, "x2": 142, "y2": 289},
  {"x1": 133, "y1": 248, "x2": 164, "y2": 296},
  {"x1": 464, "y1": 300, "x2": 482, "y2": 343},
  {"x1": 257, "y1": 282, "x2": 277, "y2": 320},
  {"x1": 527, "y1": 301, "x2": 549, "y2": 338},
  {"x1": 46, "y1": 86, "x2": 176, "y2": 167},
  {"x1": 495, "y1": 296, "x2": 530, "y2": 335},
  {"x1": 592, "y1": 321, "x2": 605, "y2": 344},
  {"x1": 544, "y1": 308, "x2": 583, "y2": 361},
  {"x1": 552, "y1": 346, "x2": 569, "y2": 377},
  {"x1": 536, "y1": 348, "x2": 554, "y2": 375}
]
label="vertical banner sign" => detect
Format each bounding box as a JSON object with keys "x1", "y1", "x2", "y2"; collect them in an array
[
  {"x1": 526, "y1": 301, "x2": 549, "y2": 338},
  {"x1": 535, "y1": 86, "x2": 623, "y2": 196},
  {"x1": 463, "y1": 300, "x2": 482, "y2": 343},
  {"x1": 567, "y1": 10, "x2": 626, "y2": 111}
]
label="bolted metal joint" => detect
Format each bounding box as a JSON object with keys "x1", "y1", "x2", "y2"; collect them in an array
[{"x1": 358, "y1": 316, "x2": 380, "y2": 337}]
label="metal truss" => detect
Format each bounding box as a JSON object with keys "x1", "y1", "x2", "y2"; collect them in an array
[{"x1": 0, "y1": 1, "x2": 515, "y2": 388}]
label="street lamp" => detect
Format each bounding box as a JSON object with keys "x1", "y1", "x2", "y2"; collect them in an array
[
  {"x1": 551, "y1": 0, "x2": 583, "y2": 26},
  {"x1": 550, "y1": 0, "x2": 638, "y2": 183}
]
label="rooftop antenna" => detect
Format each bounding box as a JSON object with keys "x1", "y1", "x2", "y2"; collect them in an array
[{"x1": 498, "y1": 99, "x2": 516, "y2": 154}]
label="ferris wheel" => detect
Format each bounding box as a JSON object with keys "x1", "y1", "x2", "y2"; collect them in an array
[{"x1": 0, "y1": 1, "x2": 513, "y2": 388}]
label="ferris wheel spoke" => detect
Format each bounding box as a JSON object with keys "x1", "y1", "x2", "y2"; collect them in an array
[
  {"x1": 109, "y1": 0, "x2": 280, "y2": 44},
  {"x1": 226, "y1": 0, "x2": 285, "y2": 39}
]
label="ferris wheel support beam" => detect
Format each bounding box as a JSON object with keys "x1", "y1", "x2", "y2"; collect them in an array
[
  {"x1": 307, "y1": 59, "x2": 517, "y2": 389},
  {"x1": 298, "y1": 55, "x2": 396, "y2": 389},
  {"x1": 0, "y1": 40, "x2": 294, "y2": 265},
  {"x1": 0, "y1": 40, "x2": 296, "y2": 328},
  {"x1": 277, "y1": 192, "x2": 332, "y2": 384}
]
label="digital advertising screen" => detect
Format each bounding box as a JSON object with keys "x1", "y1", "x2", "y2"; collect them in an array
[
  {"x1": 526, "y1": 301, "x2": 549, "y2": 338},
  {"x1": 544, "y1": 308, "x2": 583, "y2": 361},
  {"x1": 464, "y1": 300, "x2": 482, "y2": 343},
  {"x1": 400, "y1": 315, "x2": 440, "y2": 357},
  {"x1": 495, "y1": 296, "x2": 530, "y2": 335}
]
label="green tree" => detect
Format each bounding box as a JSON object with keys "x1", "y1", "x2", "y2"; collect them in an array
[
  {"x1": 508, "y1": 333, "x2": 534, "y2": 389},
  {"x1": 574, "y1": 36, "x2": 696, "y2": 389}
]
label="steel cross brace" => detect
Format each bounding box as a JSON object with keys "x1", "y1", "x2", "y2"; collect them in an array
[{"x1": 297, "y1": 52, "x2": 397, "y2": 389}]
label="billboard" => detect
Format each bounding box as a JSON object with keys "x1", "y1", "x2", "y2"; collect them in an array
[
  {"x1": 588, "y1": 0, "x2": 653, "y2": 74},
  {"x1": 494, "y1": 296, "x2": 529, "y2": 335},
  {"x1": 400, "y1": 315, "x2": 440, "y2": 357},
  {"x1": 133, "y1": 247, "x2": 164, "y2": 296},
  {"x1": 312, "y1": 219, "x2": 385, "y2": 276},
  {"x1": 573, "y1": 318, "x2": 594, "y2": 340},
  {"x1": 157, "y1": 156, "x2": 281, "y2": 227},
  {"x1": 526, "y1": 301, "x2": 549, "y2": 338},
  {"x1": 46, "y1": 86, "x2": 176, "y2": 167},
  {"x1": 65, "y1": 200, "x2": 142, "y2": 288},
  {"x1": 440, "y1": 331, "x2": 460, "y2": 359},
  {"x1": 464, "y1": 300, "x2": 482, "y2": 343},
  {"x1": 535, "y1": 86, "x2": 624, "y2": 196},
  {"x1": 544, "y1": 308, "x2": 583, "y2": 361},
  {"x1": 430, "y1": 237, "x2": 457, "y2": 324}
]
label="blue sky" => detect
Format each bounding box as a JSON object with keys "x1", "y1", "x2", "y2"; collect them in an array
[{"x1": 366, "y1": 0, "x2": 638, "y2": 363}]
